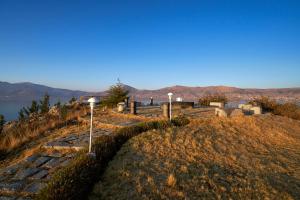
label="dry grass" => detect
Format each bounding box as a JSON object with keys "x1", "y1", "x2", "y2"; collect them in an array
[
  {"x1": 90, "y1": 115, "x2": 300, "y2": 200},
  {"x1": 0, "y1": 107, "x2": 89, "y2": 158},
  {"x1": 0, "y1": 123, "x2": 89, "y2": 168}
]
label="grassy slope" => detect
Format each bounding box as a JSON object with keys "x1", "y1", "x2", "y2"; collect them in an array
[{"x1": 90, "y1": 115, "x2": 300, "y2": 200}]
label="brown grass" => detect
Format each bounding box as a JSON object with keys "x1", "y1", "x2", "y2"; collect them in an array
[
  {"x1": 89, "y1": 115, "x2": 300, "y2": 200},
  {"x1": 0, "y1": 106, "x2": 89, "y2": 160}
]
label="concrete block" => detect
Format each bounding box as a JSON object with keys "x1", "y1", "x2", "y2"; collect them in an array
[
  {"x1": 250, "y1": 106, "x2": 262, "y2": 115},
  {"x1": 210, "y1": 102, "x2": 224, "y2": 108},
  {"x1": 215, "y1": 108, "x2": 227, "y2": 117}
]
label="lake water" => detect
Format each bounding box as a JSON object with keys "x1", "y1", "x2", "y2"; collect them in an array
[
  {"x1": 0, "y1": 101, "x2": 33, "y2": 121},
  {"x1": 0, "y1": 98, "x2": 69, "y2": 121}
]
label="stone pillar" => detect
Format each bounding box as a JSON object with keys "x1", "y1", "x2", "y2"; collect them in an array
[
  {"x1": 150, "y1": 97, "x2": 153, "y2": 106},
  {"x1": 130, "y1": 101, "x2": 137, "y2": 115},
  {"x1": 125, "y1": 97, "x2": 130, "y2": 108},
  {"x1": 162, "y1": 103, "x2": 169, "y2": 118}
]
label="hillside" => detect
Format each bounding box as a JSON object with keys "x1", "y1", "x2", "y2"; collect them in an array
[
  {"x1": 1, "y1": 81, "x2": 300, "y2": 103},
  {"x1": 131, "y1": 85, "x2": 300, "y2": 102},
  {"x1": 0, "y1": 82, "x2": 89, "y2": 101},
  {"x1": 90, "y1": 115, "x2": 300, "y2": 199}
]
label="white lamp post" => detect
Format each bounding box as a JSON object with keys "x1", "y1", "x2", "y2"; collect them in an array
[
  {"x1": 88, "y1": 97, "x2": 97, "y2": 154},
  {"x1": 168, "y1": 93, "x2": 173, "y2": 121}
]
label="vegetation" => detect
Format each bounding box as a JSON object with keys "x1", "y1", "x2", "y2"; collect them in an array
[
  {"x1": 199, "y1": 94, "x2": 228, "y2": 106},
  {"x1": 36, "y1": 117, "x2": 190, "y2": 200},
  {"x1": 69, "y1": 97, "x2": 77, "y2": 104},
  {"x1": 0, "y1": 103, "x2": 89, "y2": 160},
  {"x1": 101, "y1": 83, "x2": 129, "y2": 108},
  {"x1": 40, "y1": 93, "x2": 50, "y2": 114},
  {"x1": 249, "y1": 96, "x2": 300, "y2": 120},
  {"x1": 0, "y1": 114, "x2": 5, "y2": 134},
  {"x1": 90, "y1": 116, "x2": 300, "y2": 199}
]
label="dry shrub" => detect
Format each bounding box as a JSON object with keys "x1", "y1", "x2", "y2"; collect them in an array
[
  {"x1": 250, "y1": 96, "x2": 300, "y2": 120},
  {"x1": 199, "y1": 94, "x2": 228, "y2": 106},
  {"x1": 166, "y1": 174, "x2": 177, "y2": 187}
]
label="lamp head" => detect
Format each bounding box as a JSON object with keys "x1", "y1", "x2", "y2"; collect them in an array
[{"x1": 88, "y1": 97, "x2": 98, "y2": 109}]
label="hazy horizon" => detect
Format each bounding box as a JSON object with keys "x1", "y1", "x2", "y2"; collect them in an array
[{"x1": 1, "y1": 80, "x2": 300, "y2": 93}]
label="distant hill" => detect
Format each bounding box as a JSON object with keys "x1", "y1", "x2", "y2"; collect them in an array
[
  {"x1": 0, "y1": 81, "x2": 89, "y2": 102},
  {"x1": 130, "y1": 85, "x2": 300, "y2": 102},
  {"x1": 1, "y1": 81, "x2": 300, "y2": 103}
]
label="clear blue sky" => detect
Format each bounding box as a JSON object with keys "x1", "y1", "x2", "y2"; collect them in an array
[{"x1": 0, "y1": 0, "x2": 299, "y2": 91}]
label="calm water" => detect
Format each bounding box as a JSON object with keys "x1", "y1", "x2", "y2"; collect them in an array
[
  {"x1": 0, "y1": 98, "x2": 69, "y2": 121},
  {"x1": 0, "y1": 101, "x2": 32, "y2": 121}
]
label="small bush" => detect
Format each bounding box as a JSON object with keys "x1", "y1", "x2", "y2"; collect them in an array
[
  {"x1": 36, "y1": 152, "x2": 101, "y2": 200},
  {"x1": 0, "y1": 114, "x2": 5, "y2": 134},
  {"x1": 250, "y1": 96, "x2": 300, "y2": 120},
  {"x1": 36, "y1": 117, "x2": 190, "y2": 200},
  {"x1": 100, "y1": 83, "x2": 129, "y2": 108},
  {"x1": 199, "y1": 94, "x2": 228, "y2": 106}
]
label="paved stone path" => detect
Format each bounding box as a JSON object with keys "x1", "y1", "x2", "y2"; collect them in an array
[{"x1": 0, "y1": 128, "x2": 113, "y2": 199}]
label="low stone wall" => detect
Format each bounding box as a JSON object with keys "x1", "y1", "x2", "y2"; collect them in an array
[{"x1": 161, "y1": 102, "x2": 194, "y2": 109}]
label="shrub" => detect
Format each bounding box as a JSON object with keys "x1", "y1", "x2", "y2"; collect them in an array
[
  {"x1": 60, "y1": 104, "x2": 68, "y2": 120},
  {"x1": 36, "y1": 152, "x2": 101, "y2": 200},
  {"x1": 199, "y1": 94, "x2": 228, "y2": 106},
  {"x1": 250, "y1": 96, "x2": 300, "y2": 120},
  {"x1": 40, "y1": 93, "x2": 50, "y2": 114},
  {"x1": 36, "y1": 117, "x2": 190, "y2": 200},
  {"x1": 0, "y1": 114, "x2": 5, "y2": 134},
  {"x1": 69, "y1": 97, "x2": 77, "y2": 104},
  {"x1": 100, "y1": 83, "x2": 129, "y2": 108}
]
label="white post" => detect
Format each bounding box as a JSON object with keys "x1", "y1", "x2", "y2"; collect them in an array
[
  {"x1": 89, "y1": 106, "x2": 93, "y2": 153},
  {"x1": 168, "y1": 93, "x2": 173, "y2": 121},
  {"x1": 88, "y1": 97, "x2": 96, "y2": 154}
]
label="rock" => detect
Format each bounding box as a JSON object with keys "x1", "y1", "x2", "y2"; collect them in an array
[
  {"x1": 215, "y1": 108, "x2": 227, "y2": 117},
  {"x1": 32, "y1": 157, "x2": 51, "y2": 168},
  {"x1": 60, "y1": 159, "x2": 71, "y2": 167},
  {"x1": 30, "y1": 170, "x2": 48, "y2": 179},
  {"x1": 23, "y1": 155, "x2": 39, "y2": 163},
  {"x1": 23, "y1": 182, "x2": 46, "y2": 194},
  {"x1": 2, "y1": 165, "x2": 20, "y2": 175},
  {"x1": 230, "y1": 109, "x2": 244, "y2": 117},
  {"x1": 13, "y1": 168, "x2": 40, "y2": 180},
  {"x1": 210, "y1": 102, "x2": 224, "y2": 108},
  {"x1": 0, "y1": 196, "x2": 17, "y2": 200},
  {"x1": 0, "y1": 181, "x2": 25, "y2": 193},
  {"x1": 250, "y1": 106, "x2": 262, "y2": 115}
]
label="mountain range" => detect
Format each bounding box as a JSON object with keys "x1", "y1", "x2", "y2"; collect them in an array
[{"x1": 1, "y1": 81, "x2": 300, "y2": 103}]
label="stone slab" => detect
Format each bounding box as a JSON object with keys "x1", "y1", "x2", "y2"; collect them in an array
[
  {"x1": 0, "y1": 196, "x2": 17, "y2": 200},
  {"x1": 13, "y1": 168, "x2": 40, "y2": 180},
  {"x1": 30, "y1": 170, "x2": 48, "y2": 179},
  {"x1": 23, "y1": 182, "x2": 46, "y2": 194},
  {"x1": 0, "y1": 181, "x2": 25, "y2": 193},
  {"x1": 32, "y1": 157, "x2": 51, "y2": 168},
  {"x1": 1, "y1": 165, "x2": 20, "y2": 176},
  {"x1": 42, "y1": 158, "x2": 60, "y2": 169}
]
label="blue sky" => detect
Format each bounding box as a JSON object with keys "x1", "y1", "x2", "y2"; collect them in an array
[{"x1": 0, "y1": 0, "x2": 299, "y2": 91}]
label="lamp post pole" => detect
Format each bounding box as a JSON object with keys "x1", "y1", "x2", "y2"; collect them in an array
[
  {"x1": 168, "y1": 93, "x2": 173, "y2": 121},
  {"x1": 88, "y1": 97, "x2": 96, "y2": 154}
]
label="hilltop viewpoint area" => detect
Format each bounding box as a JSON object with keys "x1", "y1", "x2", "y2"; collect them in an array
[{"x1": 90, "y1": 115, "x2": 300, "y2": 200}]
